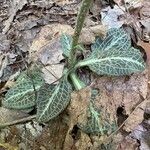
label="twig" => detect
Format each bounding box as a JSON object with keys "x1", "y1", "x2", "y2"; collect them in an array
[
  {"x1": 0, "y1": 115, "x2": 36, "y2": 129},
  {"x1": 101, "y1": 99, "x2": 147, "y2": 144}
]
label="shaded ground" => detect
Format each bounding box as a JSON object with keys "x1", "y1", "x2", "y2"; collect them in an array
[{"x1": 0, "y1": 0, "x2": 150, "y2": 150}]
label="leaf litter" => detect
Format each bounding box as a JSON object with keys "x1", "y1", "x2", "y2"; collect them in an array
[{"x1": 0, "y1": 0, "x2": 150, "y2": 149}]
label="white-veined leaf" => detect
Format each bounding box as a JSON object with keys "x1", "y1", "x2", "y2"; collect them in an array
[
  {"x1": 3, "y1": 69, "x2": 44, "y2": 109},
  {"x1": 76, "y1": 28, "x2": 145, "y2": 76},
  {"x1": 60, "y1": 34, "x2": 72, "y2": 57},
  {"x1": 90, "y1": 28, "x2": 131, "y2": 58},
  {"x1": 77, "y1": 47, "x2": 145, "y2": 76},
  {"x1": 36, "y1": 76, "x2": 72, "y2": 122}
]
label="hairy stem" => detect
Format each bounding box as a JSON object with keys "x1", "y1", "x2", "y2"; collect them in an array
[{"x1": 69, "y1": 0, "x2": 92, "y2": 66}]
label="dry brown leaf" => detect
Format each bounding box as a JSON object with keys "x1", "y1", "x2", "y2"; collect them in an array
[
  {"x1": 117, "y1": 136, "x2": 139, "y2": 150},
  {"x1": 0, "y1": 143, "x2": 18, "y2": 150},
  {"x1": 123, "y1": 100, "x2": 148, "y2": 132},
  {"x1": 91, "y1": 69, "x2": 148, "y2": 132},
  {"x1": 0, "y1": 34, "x2": 10, "y2": 52},
  {"x1": 130, "y1": 122, "x2": 150, "y2": 150},
  {"x1": 29, "y1": 23, "x2": 74, "y2": 62},
  {"x1": 80, "y1": 25, "x2": 107, "y2": 44},
  {"x1": 38, "y1": 39, "x2": 65, "y2": 84},
  {"x1": 138, "y1": 40, "x2": 150, "y2": 64},
  {"x1": 75, "y1": 131, "x2": 93, "y2": 150},
  {"x1": 0, "y1": 107, "x2": 29, "y2": 127},
  {"x1": 55, "y1": 0, "x2": 74, "y2": 6},
  {"x1": 2, "y1": 0, "x2": 27, "y2": 34},
  {"x1": 63, "y1": 87, "x2": 91, "y2": 149},
  {"x1": 29, "y1": 24, "x2": 74, "y2": 84},
  {"x1": 125, "y1": 0, "x2": 143, "y2": 9},
  {"x1": 0, "y1": 55, "x2": 9, "y2": 83},
  {"x1": 113, "y1": 0, "x2": 123, "y2": 5},
  {"x1": 139, "y1": 0, "x2": 150, "y2": 41},
  {"x1": 101, "y1": 5, "x2": 125, "y2": 29}
]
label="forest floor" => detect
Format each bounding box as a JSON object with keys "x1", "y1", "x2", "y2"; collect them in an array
[{"x1": 0, "y1": 0, "x2": 150, "y2": 150}]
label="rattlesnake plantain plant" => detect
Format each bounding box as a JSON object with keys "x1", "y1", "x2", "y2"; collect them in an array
[{"x1": 2, "y1": 0, "x2": 145, "y2": 129}]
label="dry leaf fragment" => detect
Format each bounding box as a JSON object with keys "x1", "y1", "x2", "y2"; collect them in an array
[
  {"x1": 80, "y1": 25, "x2": 107, "y2": 44},
  {"x1": 138, "y1": 40, "x2": 150, "y2": 64},
  {"x1": 0, "y1": 107, "x2": 29, "y2": 128},
  {"x1": 29, "y1": 23, "x2": 74, "y2": 62},
  {"x1": 123, "y1": 100, "x2": 148, "y2": 132},
  {"x1": 117, "y1": 136, "x2": 139, "y2": 150},
  {"x1": 0, "y1": 55, "x2": 8, "y2": 82},
  {"x1": 75, "y1": 131, "x2": 93, "y2": 150},
  {"x1": 63, "y1": 87, "x2": 91, "y2": 149},
  {"x1": 2, "y1": 0, "x2": 28, "y2": 34},
  {"x1": 29, "y1": 24, "x2": 74, "y2": 84},
  {"x1": 101, "y1": 5, "x2": 125, "y2": 29}
]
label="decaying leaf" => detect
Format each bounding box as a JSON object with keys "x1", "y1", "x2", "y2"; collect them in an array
[
  {"x1": 0, "y1": 107, "x2": 29, "y2": 128},
  {"x1": 0, "y1": 55, "x2": 8, "y2": 81},
  {"x1": 91, "y1": 69, "x2": 148, "y2": 134},
  {"x1": 63, "y1": 87, "x2": 91, "y2": 149},
  {"x1": 125, "y1": 0, "x2": 143, "y2": 9},
  {"x1": 29, "y1": 24, "x2": 73, "y2": 84},
  {"x1": 117, "y1": 136, "x2": 139, "y2": 150},
  {"x1": 0, "y1": 143, "x2": 18, "y2": 150},
  {"x1": 75, "y1": 131, "x2": 93, "y2": 150},
  {"x1": 101, "y1": 5, "x2": 125, "y2": 29},
  {"x1": 123, "y1": 100, "x2": 148, "y2": 132},
  {"x1": 138, "y1": 40, "x2": 150, "y2": 65},
  {"x1": 79, "y1": 25, "x2": 107, "y2": 44},
  {"x1": 2, "y1": 0, "x2": 28, "y2": 34},
  {"x1": 29, "y1": 24, "x2": 74, "y2": 61},
  {"x1": 130, "y1": 122, "x2": 150, "y2": 150}
]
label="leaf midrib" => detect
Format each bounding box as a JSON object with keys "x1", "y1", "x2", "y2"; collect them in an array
[
  {"x1": 76, "y1": 57, "x2": 144, "y2": 68},
  {"x1": 38, "y1": 84, "x2": 60, "y2": 121},
  {"x1": 5, "y1": 85, "x2": 41, "y2": 102}
]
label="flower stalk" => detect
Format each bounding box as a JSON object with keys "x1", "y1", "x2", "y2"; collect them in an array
[{"x1": 69, "y1": 0, "x2": 92, "y2": 66}]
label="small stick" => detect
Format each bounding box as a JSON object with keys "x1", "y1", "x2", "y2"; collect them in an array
[{"x1": 0, "y1": 115, "x2": 36, "y2": 129}]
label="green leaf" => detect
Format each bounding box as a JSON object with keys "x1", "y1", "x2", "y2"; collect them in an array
[
  {"x1": 78, "y1": 89, "x2": 117, "y2": 134},
  {"x1": 69, "y1": 72, "x2": 86, "y2": 90},
  {"x1": 36, "y1": 76, "x2": 72, "y2": 122},
  {"x1": 60, "y1": 34, "x2": 72, "y2": 57},
  {"x1": 76, "y1": 28, "x2": 145, "y2": 76},
  {"x1": 91, "y1": 28, "x2": 131, "y2": 58},
  {"x1": 3, "y1": 69, "x2": 44, "y2": 109}
]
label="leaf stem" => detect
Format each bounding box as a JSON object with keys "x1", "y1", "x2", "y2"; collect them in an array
[
  {"x1": 69, "y1": 0, "x2": 92, "y2": 66},
  {"x1": 70, "y1": 72, "x2": 86, "y2": 90}
]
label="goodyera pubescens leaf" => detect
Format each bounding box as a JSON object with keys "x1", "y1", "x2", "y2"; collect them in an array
[
  {"x1": 78, "y1": 89, "x2": 117, "y2": 134},
  {"x1": 76, "y1": 28, "x2": 145, "y2": 76},
  {"x1": 2, "y1": 69, "x2": 44, "y2": 109},
  {"x1": 60, "y1": 34, "x2": 72, "y2": 58},
  {"x1": 36, "y1": 76, "x2": 72, "y2": 122}
]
